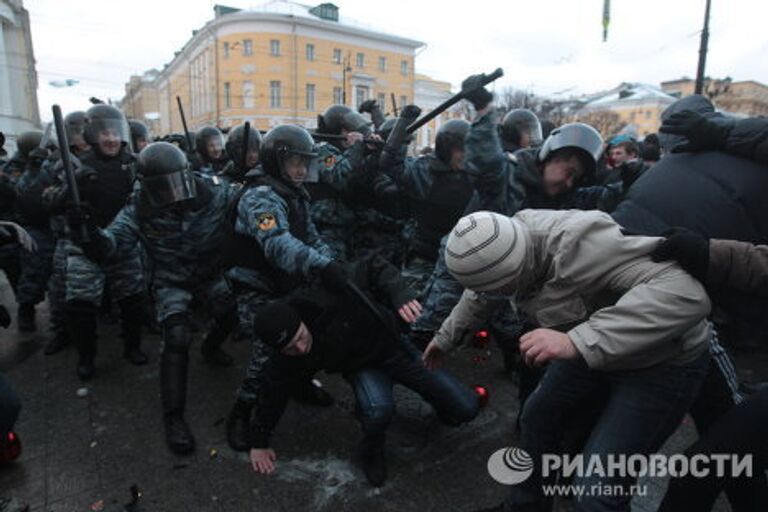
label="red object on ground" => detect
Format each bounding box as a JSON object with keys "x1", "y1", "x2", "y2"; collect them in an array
[
  {"x1": 473, "y1": 385, "x2": 490, "y2": 408},
  {"x1": 0, "y1": 431, "x2": 22, "y2": 463},
  {"x1": 473, "y1": 330, "x2": 490, "y2": 348}
]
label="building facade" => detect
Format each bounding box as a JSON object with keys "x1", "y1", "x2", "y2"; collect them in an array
[
  {"x1": 575, "y1": 83, "x2": 677, "y2": 138},
  {"x1": 129, "y1": 1, "x2": 424, "y2": 135},
  {"x1": 661, "y1": 77, "x2": 768, "y2": 117},
  {"x1": 413, "y1": 73, "x2": 459, "y2": 151},
  {"x1": 0, "y1": 0, "x2": 40, "y2": 151},
  {"x1": 120, "y1": 69, "x2": 161, "y2": 136}
]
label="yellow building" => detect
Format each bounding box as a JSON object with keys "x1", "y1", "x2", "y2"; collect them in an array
[
  {"x1": 575, "y1": 83, "x2": 677, "y2": 138},
  {"x1": 120, "y1": 69, "x2": 161, "y2": 135},
  {"x1": 413, "y1": 73, "x2": 463, "y2": 151},
  {"x1": 135, "y1": 1, "x2": 423, "y2": 135},
  {"x1": 661, "y1": 78, "x2": 768, "y2": 117}
]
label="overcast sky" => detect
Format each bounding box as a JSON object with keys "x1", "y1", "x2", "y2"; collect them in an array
[{"x1": 26, "y1": 0, "x2": 768, "y2": 122}]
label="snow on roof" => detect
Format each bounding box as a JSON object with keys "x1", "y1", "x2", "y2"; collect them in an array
[{"x1": 586, "y1": 83, "x2": 677, "y2": 106}]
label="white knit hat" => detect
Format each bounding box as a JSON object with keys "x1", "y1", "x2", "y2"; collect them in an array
[{"x1": 445, "y1": 211, "x2": 528, "y2": 292}]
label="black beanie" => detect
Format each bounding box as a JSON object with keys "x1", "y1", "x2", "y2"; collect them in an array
[{"x1": 252, "y1": 302, "x2": 302, "y2": 351}]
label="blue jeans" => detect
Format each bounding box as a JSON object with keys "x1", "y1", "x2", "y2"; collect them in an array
[
  {"x1": 346, "y1": 340, "x2": 479, "y2": 436},
  {"x1": 505, "y1": 352, "x2": 711, "y2": 512},
  {"x1": 0, "y1": 372, "x2": 21, "y2": 436}
]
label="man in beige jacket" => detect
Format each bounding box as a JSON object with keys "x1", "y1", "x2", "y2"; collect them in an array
[{"x1": 423, "y1": 209, "x2": 712, "y2": 512}]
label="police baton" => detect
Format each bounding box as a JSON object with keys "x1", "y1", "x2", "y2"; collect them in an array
[{"x1": 52, "y1": 104, "x2": 89, "y2": 243}]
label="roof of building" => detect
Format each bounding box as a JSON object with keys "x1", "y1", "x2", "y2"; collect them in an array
[{"x1": 586, "y1": 83, "x2": 677, "y2": 106}]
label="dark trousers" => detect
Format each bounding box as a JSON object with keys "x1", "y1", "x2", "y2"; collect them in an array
[
  {"x1": 0, "y1": 372, "x2": 20, "y2": 436},
  {"x1": 505, "y1": 352, "x2": 711, "y2": 512},
  {"x1": 346, "y1": 340, "x2": 479, "y2": 436},
  {"x1": 659, "y1": 389, "x2": 768, "y2": 512}
]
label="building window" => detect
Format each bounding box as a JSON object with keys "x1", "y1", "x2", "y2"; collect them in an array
[
  {"x1": 242, "y1": 81, "x2": 254, "y2": 108},
  {"x1": 333, "y1": 86, "x2": 343, "y2": 104},
  {"x1": 377, "y1": 93, "x2": 386, "y2": 108},
  {"x1": 356, "y1": 52, "x2": 365, "y2": 68},
  {"x1": 400, "y1": 60, "x2": 408, "y2": 75},
  {"x1": 270, "y1": 39, "x2": 280, "y2": 57},
  {"x1": 243, "y1": 39, "x2": 253, "y2": 56},
  {"x1": 378, "y1": 56, "x2": 386, "y2": 72},
  {"x1": 223, "y1": 42, "x2": 230, "y2": 59},
  {"x1": 306, "y1": 43, "x2": 315, "y2": 61},
  {"x1": 333, "y1": 48, "x2": 342, "y2": 64},
  {"x1": 270, "y1": 81, "x2": 282, "y2": 108},
  {"x1": 306, "y1": 83, "x2": 316, "y2": 111},
  {"x1": 400, "y1": 95, "x2": 407, "y2": 107},
  {"x1": 224, "y1": 82, "x2": 231, "y2": 108},
  {"x1": 356, "y1": 86, "x2": 369, "y2": 108}
]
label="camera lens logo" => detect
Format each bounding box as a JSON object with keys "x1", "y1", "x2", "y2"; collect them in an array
[{"x1": 487, "y1": 447, "x2": 534, "y2": 485}]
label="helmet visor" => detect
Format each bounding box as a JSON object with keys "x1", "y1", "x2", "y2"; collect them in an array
[{"x1": 141, "y1": 171, "x2": 197, "y2": 207}]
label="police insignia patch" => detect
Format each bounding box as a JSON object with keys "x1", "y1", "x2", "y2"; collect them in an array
[
  {"x1": 324, "y1": 155, "x2": 336, "y2": 169},
  {"x1": 257, "y1": 213, "x2": 277, "y2": 231}
]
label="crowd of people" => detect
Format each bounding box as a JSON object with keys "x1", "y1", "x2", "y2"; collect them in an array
[{"x1": 0, "y1": 74, "x2": 767, "y2": 511}]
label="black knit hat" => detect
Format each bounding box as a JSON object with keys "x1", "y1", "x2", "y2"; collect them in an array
[{"x1": 252, "y1": 302, "x2": 303, "y2": 351}]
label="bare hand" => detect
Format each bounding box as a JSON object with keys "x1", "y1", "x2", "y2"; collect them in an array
[
  {"x1": 250, "y1": 448, "x2": 277, "y2": 474},
  {"x1": 346, "y1": 132, "x2": 364, "y2": 145},
  {"x1": 422, "y1": 338, "x2": 445, "y2": 371},
  {"x1": 519, "y1": 328, "x2": 578, "y2": 367},
  {"x1": 398, "y1": 300, "x2": 422, "y2": 323}
]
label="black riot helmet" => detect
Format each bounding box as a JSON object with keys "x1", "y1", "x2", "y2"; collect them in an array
[
  {"x1": 499, "y1": 108, "x2": 543, "y2": 151},
  {"x1": 261, "y1": 125, "x2": 318, "y2": 182},
  {"x1": 0, "y1": 131, "x2": 6, "y2": 156},
  {"x1": 128, "y1": 120, "x2": 150, "y2": 152},
  {"x1": 538, "y1": 123, "x2": 604, "y2": 177},
  {"x1": 225, "y1": 123, "x2": 262, "y2": 165},
  {"x1": 435, "y1": 119, "x2": 470, "y2": 165},
  {"x1": 376, "y1": 117, "x2": 415, "y2": 144},
  {"x1": 317, "y1": 104, "x2": 371, "y2": 136},
  {"x1": 64, "y1": 111, "x2": 88, "y2": 149},
  {"x1": 195, "y1": 126, "x2": 225, "y2": 162},
  {"x1": 83, "y1": 104, "x2": 130, "y2": 147},
  {"x1": 16, "y1": 130, "x2": 44, "y2": 160},
  {"x1": 137, "y1": 142, "x2": 197, "y2": 207}
]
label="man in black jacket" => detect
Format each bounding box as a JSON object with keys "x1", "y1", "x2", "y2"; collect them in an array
[{"x1": 235, "y1": 255, "x2": 480, "y2": 487}]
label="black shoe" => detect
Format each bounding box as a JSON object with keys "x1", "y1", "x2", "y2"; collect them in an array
[
  {"x1": 201, "y1": 345, "x2": 234, "y2": 367},
  {"x1": 358, "y1": 435, "x2": 387, "y2": 487},
  {"x1": 17, "y1": 304, "x2": 36, "y2": 332},
  {"x1": 44, "y1": 332, "x2": 70, "y2": 355},
  {"x1": 76, "y1": 355, "x2": 95, "y2": 381},
  {"x1": 164, "y1": 414, "x2": 195, "y2": 455},
  {"x1": 124, "y1": 346, "x2": 149, "y2": 366},
  {"x1": 293, "y1": 379, "x2": 334, "y2": 407},
  {"x1": 226, "y1": 401, "x2": 253, "y2": 452}
]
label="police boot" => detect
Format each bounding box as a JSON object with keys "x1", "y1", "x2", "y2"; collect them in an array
[
  {"x1": 119, "y1": 294, "x2": 148, "y2": 366},
  {"x1": 358, "y1": 432, "x2": 387, "y2": 487},
  {"x1": 226, "y1": 400, "x2": 253, "y2": 452},
  {"x1": 161, "y1": 317, "x2": 195, "y2": 455},
  {"x1": 200, "y1": 309, "x2": 236, "y2": 367},
  {"x1": 44, "y1": 330, "x2": 70, "y2": 355},
  {"x1": 17, "y1": 303, "x2": 36, "y2": 332},
  {"x1": 292, "y1": 378, "x2": 334, "y2": 407},
  {"x1": 66, "y1": 302, "x2": 98, "y2": 381}
]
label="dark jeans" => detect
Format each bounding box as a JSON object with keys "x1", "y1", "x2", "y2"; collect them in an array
[
  {"x1": 505, "y1": 352, "x2": 711, "y2": 512},
  {"x1": 659, "y1": 388, "x2": 768, "y2": 512},
  {"x1": 0, "y1": 372, "x2": 21, "y2": 436},
  {"x1": 346, "y1": 340, "x2": 479, "y2": 437}
]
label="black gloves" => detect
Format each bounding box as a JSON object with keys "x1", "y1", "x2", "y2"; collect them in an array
[
  {"x1": 358, "y1": 99, "x2": 379, "y2": 114},
  {"x1": 319, "y1": 261, "x2": 349, "y2": 293},
  {"x1": 461, "y1": 74, "x2": 493, "y2": 111},
  {"x1": 651, "y1": 228, "x2": 710, "y2": 282},
  {"x1": 660, "y1": 110, "x2": 730, "y2": 153},
  {"x1": 0, "y1": 304, "x2": 10, "y2": 329},
  {"x1": 67, "y1": 204, "x2": 110, "y2": 262}
]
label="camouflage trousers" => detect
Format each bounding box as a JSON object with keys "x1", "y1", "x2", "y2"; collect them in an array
[
  {"x1": 154, "y1": 276, "x2": 235, "y2": 324},
  {"x1": 54, "y1": 239, "x2": 145, "y2": 307},
  {"x1": 400, "y1": 255, "x2": 436, "y2": 300},
  {"x1": 16, "y1": 227, "x2": 55, "y2": 306},
  {"x1": 232, "y1": 287, "x2": 275, "y2": 404}
]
